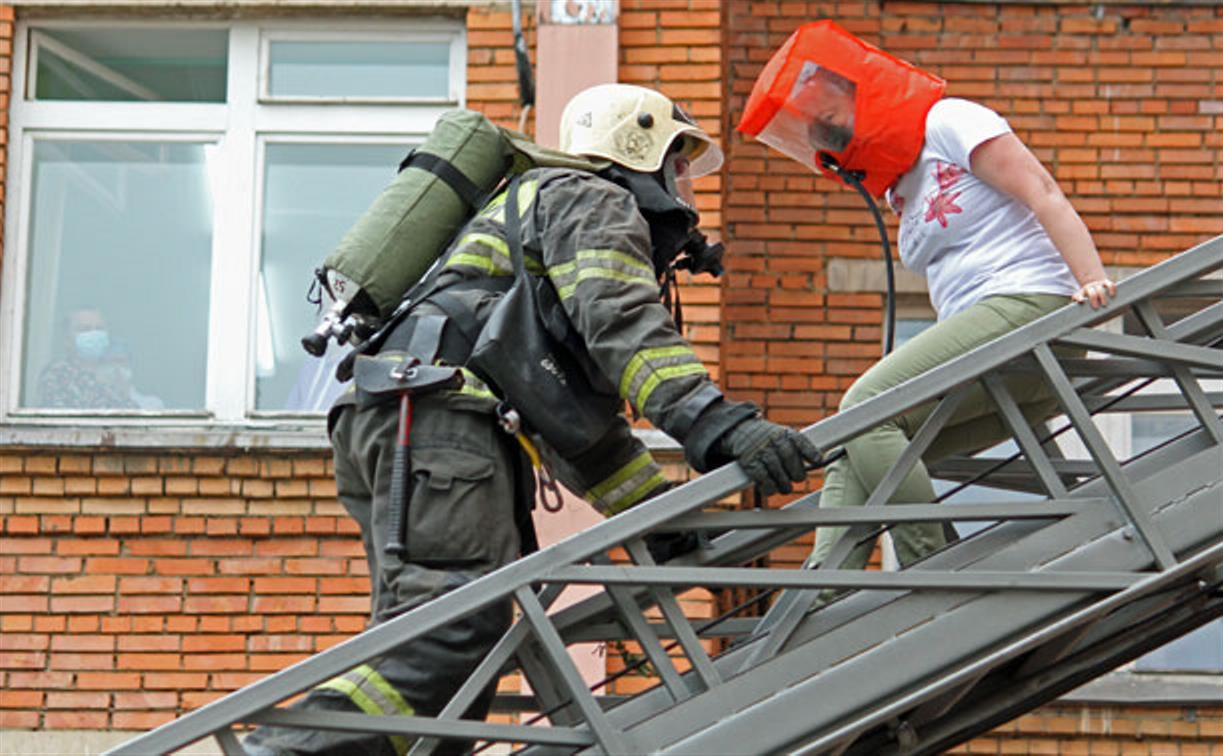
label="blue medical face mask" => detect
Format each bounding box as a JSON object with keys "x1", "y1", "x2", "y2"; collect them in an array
[{"x1": 75, "y1": 329, "x2": 110, "y2": 361}]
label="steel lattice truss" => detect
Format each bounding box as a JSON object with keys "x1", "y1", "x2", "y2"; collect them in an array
[{"x1": 110, "y1": 235, "x2": 1223, "y2": 756}]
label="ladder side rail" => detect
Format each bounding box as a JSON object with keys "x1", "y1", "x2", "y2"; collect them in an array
[
  {"x1": 243, "y1": 707, "x2": 594, "y2": 748},
  {"x1": 663, "y1": 501, "x2": 1103, "y2": 530}
]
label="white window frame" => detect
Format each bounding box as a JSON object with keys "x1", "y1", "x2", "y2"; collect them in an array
[{"x1": 0, "y1": 16, "x2": 466, "y2": 446}]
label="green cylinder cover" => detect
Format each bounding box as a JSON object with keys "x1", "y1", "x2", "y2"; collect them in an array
[{"x1": 325, "y1": 110, "x2": 514, "y2": 317}]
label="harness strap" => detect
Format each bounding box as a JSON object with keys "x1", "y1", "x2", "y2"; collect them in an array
[{"x1": 400, "y1": 150, "x2": 483, "y2": 211}]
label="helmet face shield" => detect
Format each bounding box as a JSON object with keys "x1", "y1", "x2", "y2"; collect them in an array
[{"x1": 662, "y1": 149, "x2": 696, "y2": 212}]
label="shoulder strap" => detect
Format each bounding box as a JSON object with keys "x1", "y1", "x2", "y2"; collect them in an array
[
  {"x1": 399, "y1": 150, "x2": 484, "y2": 211},
  {"x1": 503, "y1": 175, "x2": 526, "y2": 279}
]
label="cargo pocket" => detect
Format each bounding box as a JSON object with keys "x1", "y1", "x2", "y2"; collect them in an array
[{"x1": 406, "y1": 446, "x2": 501, "y2": 567}]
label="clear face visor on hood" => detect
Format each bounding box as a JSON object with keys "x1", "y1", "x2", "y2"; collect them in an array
[{"x1": 760, "y1": 63, "x2": 858, "y2": 159}]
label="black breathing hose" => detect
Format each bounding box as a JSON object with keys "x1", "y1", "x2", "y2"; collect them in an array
[{"x1": 818, "y1": 153, "x2": 897, "y2": 356}]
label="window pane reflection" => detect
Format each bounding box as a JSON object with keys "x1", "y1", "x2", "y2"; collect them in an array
[
  {"x1": 32, "y1": 28, "x2": 228, "y2": 102},
  {"x1": 20, "y1": 140, "x2": 215, "y2": 411},
  {"x1": 256, "y1": 142, "x2": 410, "y2": 412},
  {"x1": 267, "y1": 40, "x2": 449, "y2": 100}
]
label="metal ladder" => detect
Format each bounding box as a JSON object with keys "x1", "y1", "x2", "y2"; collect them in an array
[{"x1": 110, "y1": 234, "x2": 1223, "y2": 756}]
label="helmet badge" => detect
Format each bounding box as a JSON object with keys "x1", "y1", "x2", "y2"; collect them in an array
[{"x1": 616, "y1": 129, "x2": 653, "y2": 162}]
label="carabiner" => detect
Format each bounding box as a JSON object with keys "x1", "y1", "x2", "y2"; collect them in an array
[{"x1": 538, "y1": 466, "x2": 564, "y2": 513}]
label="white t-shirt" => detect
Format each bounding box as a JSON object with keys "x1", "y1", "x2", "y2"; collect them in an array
[{"x1": 887, "y1": 98, "x2": 1078, "y2": 319}]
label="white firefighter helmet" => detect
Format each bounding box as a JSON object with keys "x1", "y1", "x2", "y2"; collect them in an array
[{"x1": 559, "y1": 83, "x2": 723, "y2": 178}]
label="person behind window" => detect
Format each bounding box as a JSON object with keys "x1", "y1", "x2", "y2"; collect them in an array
[
  {"x1": 739, "y1": 21, "x2": 1116, "y2": 577},
  {"x1": 37, "y1": 307, "x2": 142, "y2": 410},
  {"x1": 242, "y1": 84, "x2": 819, "y2": 756}
]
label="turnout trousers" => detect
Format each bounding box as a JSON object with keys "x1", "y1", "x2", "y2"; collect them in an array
[{"x1": 244, "y1": 392, "x2": 530, "y2": 756}]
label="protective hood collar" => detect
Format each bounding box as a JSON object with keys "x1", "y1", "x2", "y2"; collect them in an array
[
  {"x1": 737, "y1": 20, "x2": 946, "y2": 198},
  {"x1": 599, "y1": 165, "x2": 698, "y2": 277}
]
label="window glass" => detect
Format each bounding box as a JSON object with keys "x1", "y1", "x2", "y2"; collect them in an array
[
  {"x1": 20, "y1": 140, "x2": 215, "y2": 411},
  {"x1": 32, "y1": 28, "x2": 228, "y2": 102},
  {"x1": 267, "y1": 40, "x2": 450, "y2": 100},
  {"x1": 255, "y1": 142, "x2": 411, "y2": 412}
]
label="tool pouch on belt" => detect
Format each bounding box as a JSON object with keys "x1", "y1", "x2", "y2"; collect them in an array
[
  {"x1": 464, "y1": 176, "x2": 621, "y2": 457},
  {"x1": 351, "y1": 352, "x2": 464, "y2": 402}
]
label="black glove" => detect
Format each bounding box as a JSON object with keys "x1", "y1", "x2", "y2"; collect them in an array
[
  {"x1": 717, "y1": 417, "x2": 820, "y2": 496},
  {"x1": 643, "y1": 531, "x2": 705, "y2": 564}
]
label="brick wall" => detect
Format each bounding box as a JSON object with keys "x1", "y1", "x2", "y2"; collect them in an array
[{"x1": 1, "y1": 450, "x2": 353, "y2": 730}]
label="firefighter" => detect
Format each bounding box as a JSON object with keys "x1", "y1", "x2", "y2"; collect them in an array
[{"x1": 243, "y1": 83, "x2": 818, "y2": 756}]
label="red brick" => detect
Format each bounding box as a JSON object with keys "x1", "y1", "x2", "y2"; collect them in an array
[
  {"x1": 117, "y1": 653, "x2": 182, "y2": 671},
  {"x1": 48, "y1": 652, "x2": 111, "y2": 670},
  {"x1": 0, "y1": 710, "x2": 40, "y2": 728},
  {"x1": 254, "y1": 577, "x2": 316, "y2": 594},
  {"x1": 50, "y1": 595, "x2": 114, "y2": 613},
  {"x1": 0, "y1": 689, "x2": 44, "y2": 709},
  {"x1": 50, "y1": 635, "x2": 114, "y2": 653},
  {"x1": 184, "y1": 595, "x2": 249, "y2": 614},
  {"x1": 118, "y1": 595, "x2": 183, "y2": 614},
  {"x1": 53, "y1": 574, "x2": 116, "y2": 594},
  {"x1": 76, "y1": 671, "x2": 141, "y2": 689},
  {"x1": 143, "y1": 672, "x2": 209, "y2": 690},
  {"x1": 114, "y1": 690, "x2": 177, "y2": 709},
  {"x1": 45, "y1": 690, "x2": 110, "y2": 709},
  {"x1": 182, "y1": 634, "x2": 245, "y2": 653}
]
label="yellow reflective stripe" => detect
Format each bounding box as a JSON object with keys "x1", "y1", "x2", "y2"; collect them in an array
[
  {"x1": 556, "y1": 268, "x2": 656, "y2": 301},
  {"x1": 358, "y1": 664, "x2": 412, "y2": 716},
  {"x1": 576, "y1": 248, "x2": 654, "y2": 277},
  {"x1": 587, "y1": 452, "x2": 667, "y2": 516},
  {"x1": 461, "y1": 232, "x2": 508, "y2": 257},
  {"x1": 317, "y1": 675, "x2": 383, "y2": 715},
  {"x1": 635, "y1": 363, "x2": 708, "y2": 412},
  {"x1": 457, "y1": 368, "x2": 498, "y2": 399},
  {"x1": 618, "y1": 345, "x2": 700, "y2": 401},
  {"x1": 317, "y1": 666, "x2": 413, "y2": 756},
  {"x1": 588, "y1": 452, "x2": 654, "y2": 501},
  {"x1": 445, "y1": 252, "x2": 502, "y2": 275},
  {"x1": 602, "y1": 471, "x2": 668, "y2": 517},
  {"x1": 484, "y1": 179, "x2": 539, "y2": 222},
  {"x1": 445, "y1": 239, "x2": 544, "y2": 276}
]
